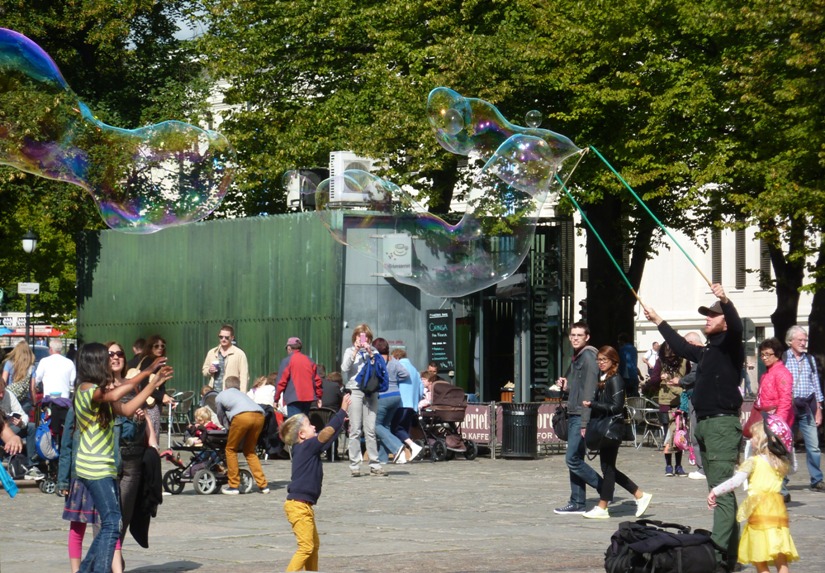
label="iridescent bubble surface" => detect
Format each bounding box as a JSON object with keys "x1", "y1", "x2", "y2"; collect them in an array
[
  {"x1": 0, "y1": 28, "x2": 234, "y2": 233},
  {"x1": 290, "y1": 166, "x2": 550, "y2": 298},
  {"x1": 426, "y1": 87, "x2": 582, "y2": 200}
]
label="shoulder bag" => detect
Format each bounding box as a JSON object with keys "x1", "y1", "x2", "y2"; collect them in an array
[
  {"x1": 552, "y1": 403, "x2": 569, "y2": 441},
  {"x1": 585, "y1": 412, "x2": 624, "y2": 450}
]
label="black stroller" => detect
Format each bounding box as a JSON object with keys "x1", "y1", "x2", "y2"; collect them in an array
[
  {"x1": 161, "y1": 429, "x2": 255, "y2": 495},
  {"x1": 418, "y1": 381, "x2": 477, "y2": 461}
]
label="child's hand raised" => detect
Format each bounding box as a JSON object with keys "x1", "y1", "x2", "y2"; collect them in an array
[
  {"x1": 154, "y1": 365, "x2": 174, "y2": 384},
  {"x1": 341, "y1": 393, "x2": 352, "y2": 413}
]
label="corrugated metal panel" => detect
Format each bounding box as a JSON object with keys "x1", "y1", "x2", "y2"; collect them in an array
[{"x1": 77, "y1": 212, "x2": 344, "y2": 394}]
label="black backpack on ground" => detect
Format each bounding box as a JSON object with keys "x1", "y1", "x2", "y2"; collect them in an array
[{"x1": 604, "y1": 519, "x2": 723, "y2": 573}]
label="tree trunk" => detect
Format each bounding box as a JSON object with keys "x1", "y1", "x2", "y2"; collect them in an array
[
  {"x1": 766, "y1": 218, "x2": 805, "y2": 341},
  {"x1": 583, "y1": 196, "x2": 645, "y2": 348}
]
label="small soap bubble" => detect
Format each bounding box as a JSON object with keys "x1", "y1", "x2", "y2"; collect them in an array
[
  {"x1": 525, "y1": 109, "x2": 542, "y2": 128},
  {"x1": 0, "y1": 28, "x2": 234, "y2": 233}
]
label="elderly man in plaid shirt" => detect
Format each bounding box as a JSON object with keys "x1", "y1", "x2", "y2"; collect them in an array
[{"x1": 783, "y1": 325, "x2": 824, "y2": 491}]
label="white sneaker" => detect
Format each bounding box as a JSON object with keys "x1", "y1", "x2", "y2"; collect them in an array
[
  {"x1": 408, "y1": 442, "x2": 423, "y2": 461},
  {"x1": 688, "y1": 471, "x2": 706, "y2": 480},
  {"x1": 393, "y1": 445, "x2": 407, "y2": 464},
  {"x1": 583, "y1": 506, "x2": 610, "y2": 519},
  {"x1": 23, "y1": 466, "x2": 45, "y2": 481},
  {"x1": 635, "y1": 492, "x2": 653, "y2": 517}
]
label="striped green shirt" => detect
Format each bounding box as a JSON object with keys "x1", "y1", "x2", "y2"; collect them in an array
[{"x1": 74, "y1": 385, "x2": 116, "y2": 480}]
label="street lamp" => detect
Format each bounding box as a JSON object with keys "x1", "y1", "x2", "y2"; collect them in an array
[{"x1": 21, "y1": 230, "x2": 38, "y2": 345}]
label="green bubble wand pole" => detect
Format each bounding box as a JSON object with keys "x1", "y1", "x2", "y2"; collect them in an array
[
  {"x1": 587, "y1": 145, "x2": 713, "y2": 288},
  {"x1": 555, "y1": 175, "x2": 648, "y2": 310}
]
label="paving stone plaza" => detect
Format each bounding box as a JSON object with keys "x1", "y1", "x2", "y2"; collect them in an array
[{"x1": 3, "y1": 444, "x2": 825, "y2": 572}]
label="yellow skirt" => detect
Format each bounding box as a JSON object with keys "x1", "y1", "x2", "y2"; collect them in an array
[{"x1": 738, "y1": 494, "x2": 799, "y2": 565}]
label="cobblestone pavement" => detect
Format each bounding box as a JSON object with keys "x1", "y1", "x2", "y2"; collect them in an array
[{"x1": 3, "y1": 444, "x2": 825, "y2": 572}]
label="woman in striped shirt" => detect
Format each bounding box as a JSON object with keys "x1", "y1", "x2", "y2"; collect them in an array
[{"x1": 73, "y1": 343, "x2": 172, "y2": 573}]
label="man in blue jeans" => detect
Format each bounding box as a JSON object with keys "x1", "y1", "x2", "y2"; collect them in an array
[
  {"x1": 554, "y1": 322, "x2": 603, "y2": 515},
  {"x1": 783, "y1": 325, "x2": 824, "y2": 491}
]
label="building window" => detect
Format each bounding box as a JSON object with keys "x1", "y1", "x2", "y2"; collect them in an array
[
  {"x1": 759, "y1": 239, "x2": 772, "y2": 289},
  {"x1": 735, "y1": 228, "x2": 746, "y2": 290},
  {"x1": 711, "y1": 228, "x2": 722, "y2": 284}
]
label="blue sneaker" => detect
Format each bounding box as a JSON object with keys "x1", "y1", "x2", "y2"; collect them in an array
[
  {"x1": 665, "y1": 465, "x2": 674, "y2": 477},
  {"x1": 675, "y1": 465, "x2": 687, "y2": 477}
]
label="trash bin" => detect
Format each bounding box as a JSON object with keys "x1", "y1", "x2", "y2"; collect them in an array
[{"x1": 501, "y1": 402, "x2": 540, "y2": 459}]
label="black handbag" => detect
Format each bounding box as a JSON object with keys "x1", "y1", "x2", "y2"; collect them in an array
[
  {"x1": 552, "y1": 404, "x2": 569, "y2": 441},
  {"x1": 585, "y1": 413, "x2": 623, "y2": 450}
]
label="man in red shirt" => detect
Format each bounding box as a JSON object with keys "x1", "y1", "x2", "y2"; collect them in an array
[{"x1": 276, "y1": 337, "x2": 323, "y2": 417}]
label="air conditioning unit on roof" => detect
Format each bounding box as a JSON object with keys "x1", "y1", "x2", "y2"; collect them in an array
[{"x1": 328, "y1": 151, "x2": 376, "y2": 204}]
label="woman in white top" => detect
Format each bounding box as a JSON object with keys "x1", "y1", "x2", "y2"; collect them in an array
[{"x1": 247, "y1": 375, "x2": 276, "y2": 407}]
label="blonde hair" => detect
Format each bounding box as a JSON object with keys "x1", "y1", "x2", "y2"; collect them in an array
[
  {"x1": 749, "y1": 422, "x2": 791, "y2": 475},
  {"x1": 279, "y1": 413, "x2": 307, "y2": 446},
  {"x1": 194, "y1": 407, "x2": 212, "y2": 424},
  {"x1": 251, "y1": 375, "x2": 268, "y2": 389},
  {"x1": 3, "y1": 341, "x2": 35, "y2": 384}
]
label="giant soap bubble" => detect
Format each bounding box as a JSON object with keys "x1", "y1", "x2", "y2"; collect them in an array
[
  {"x1": 296, "y1": 88, "x2": 585, "y2": 298},
  {"x1": 287, "y1": 164, "x2": 557, "y2": 298},
  {"x1": 0, "y1": 28, "x2": 235, "y2": 233},
  {"x1": 427, "y1": 87, "x2": 583, "y2": 202}
]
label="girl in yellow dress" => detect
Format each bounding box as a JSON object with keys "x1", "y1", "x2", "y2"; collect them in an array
[{"x1": 707, "y1": 414, "x2": 798, "y2": 573}]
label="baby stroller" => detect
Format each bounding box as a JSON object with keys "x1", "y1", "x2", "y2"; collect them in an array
[
  {"x1": 418, "y1": 381, "x2": 477, "y2": 462},
  {"x1": 29, "y1": 396, "x2": 70, "y2": 494},
  {"x1": 160, "y1": 429, "x2": 255, "y2": 495}
]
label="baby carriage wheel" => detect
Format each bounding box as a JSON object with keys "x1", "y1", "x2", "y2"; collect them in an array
[
  {"x1": 239, "y1": 469, "x2": 254, "y2": 494},
  {"x1": 193, "y1": 468, "x2": 218, "y2": 495},
  {"x1": 163, "y1": 469, "x2": 185, "y2": 495},
  {"x1": 430, "y1": 438, "x2": 448, "y2": 462},
  {"x1": 39, "y1": 477, "x2": 56, "y2": 494},
  {"x1": 463, "y1": 440, "x2": 478, "y2": 460}
]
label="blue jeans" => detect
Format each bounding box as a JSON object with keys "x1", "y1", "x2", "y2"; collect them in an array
[
  {"x1": 564, "y1": 415, "x2": 603, "y2": 508},
  {"x1": 79, "y1": 477, "x2": 121, "y2": 573},
  {"x1": 794, "y1": 412, "x2": 823, "y2": 486},
  {"x1": 375, "y1": 395, "x2": 403, "y2": 463},
  {"x1": 287, "y1": 402, "x2": 314, "y2": 418}
]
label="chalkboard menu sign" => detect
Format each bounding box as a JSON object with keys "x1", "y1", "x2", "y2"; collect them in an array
[{"x1": 427, "y1": 309, "x2": 454, "y2": 371}]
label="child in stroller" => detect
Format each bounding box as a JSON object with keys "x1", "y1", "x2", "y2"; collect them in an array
[
  {"x1": 418, "y1": 380, "x2": 477, "y2": 462},
  {"x1": 183, "y1": 407, "x2": 222, "y2": 447}
]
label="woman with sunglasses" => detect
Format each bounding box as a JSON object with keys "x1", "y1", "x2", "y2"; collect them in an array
[
  {"x1": 131, "y1": 334, "x2": 172, "y2": 439},
  {"x1": 581, "y1": 346, "x2": 652, "y2": 519}
]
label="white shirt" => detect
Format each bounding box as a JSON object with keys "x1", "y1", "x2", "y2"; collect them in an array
[
  {"x1": 247, "y1": 385, "x2": 276, "y2": 407},
  {"x1": 644, "y1": 348, "x2": 659, "y2": 369},
  {"x1": 35, "y1": 354, "x2": 76, "y2": 398}
]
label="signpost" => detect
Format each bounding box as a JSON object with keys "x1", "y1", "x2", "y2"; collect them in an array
[{"x1": 18, "y1": 282, "x2": 39, "y2": 344}]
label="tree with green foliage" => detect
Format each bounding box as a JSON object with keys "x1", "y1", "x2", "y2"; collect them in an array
[
  {"x1": 198, "y1": 0, "x2": 824, "y2": 355},
  {"x1": 195, "y1": 0, "x2": 738, "y2": 347}
]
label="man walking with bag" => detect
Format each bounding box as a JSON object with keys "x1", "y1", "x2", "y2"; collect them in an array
[{"x1": 554, "y1": 322, "x2": 603, "y2": 515}]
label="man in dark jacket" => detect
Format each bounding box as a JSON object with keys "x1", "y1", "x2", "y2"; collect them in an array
[
  {"x1": 554, "y1": 322, "x2": 603, "y2": 515},
  {"x1": 644, "y1": 283, "x2": 743, "y2": 572}
]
